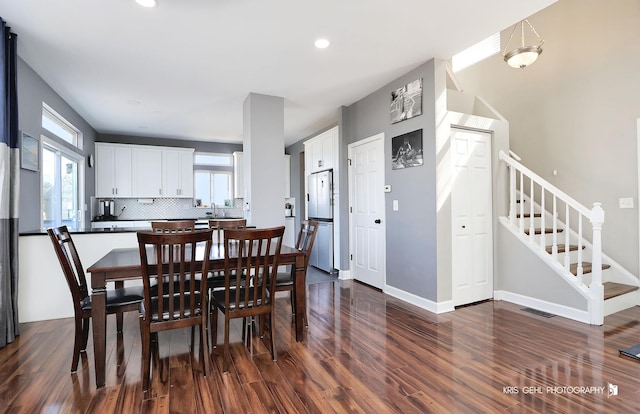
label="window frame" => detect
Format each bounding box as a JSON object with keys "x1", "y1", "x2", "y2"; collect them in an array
[
  {"x1": 40, "y1": 135, "x2": 85, "y2": 230},
  {"x1": 193, "y1": 152, "x2": 234, "y2": 207},
  {"x1": 42, "y1": 102, "x2": 83, "y2": 149}
]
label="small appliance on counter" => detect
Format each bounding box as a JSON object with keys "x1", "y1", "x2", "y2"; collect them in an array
[{"x1": 95, "y1": 199, "x2": 119, "y2": 221}]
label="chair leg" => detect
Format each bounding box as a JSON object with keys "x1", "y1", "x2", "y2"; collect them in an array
[
  {"x1": 210, "y1": 307, "x2": 218, "y2": 350},
  {"x1": 71, "y1": 316, "x2": 84, "y2": 373},
  {"x1": 200, "y1": 321, "x2": 210, "y2": 377},
  {"x1": 81, "y1": 317, "x2": 90, "y2": 351},
  {"x1": 270, "y1": 307, "x2": 277, "y2": 361},
  {"x1": 223, "y1": 314, "x2": 230, "y2": 372},
  {"x1": 140, "y1": 318, "x2": 151, "y2": 392},
  {"x1": 116, "y1": 312, "x2": 124, "y2": 334},
  {"x1": 115, "y1": 281, "x2": 124, "y2": 333}
]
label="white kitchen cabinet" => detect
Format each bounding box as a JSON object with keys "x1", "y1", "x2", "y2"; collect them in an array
[
  {"x1": 162, "y1": 148, "x2": 194, "y2": 198},
  {"x1": 95, "y1": 143, "x2": 132, "y2": 198},
  {"x1": 233, "y1": 151, "x2": 244, "y2": 198},
  {"x1": 132, "y1": 146, "x2": 163, "y2": 197},
  {"x1": 284, "y1": 154, "x2": 291, "y2": 198},
  {"x1": 304, "y1": 126, "x2": 338, "y2": 173}
]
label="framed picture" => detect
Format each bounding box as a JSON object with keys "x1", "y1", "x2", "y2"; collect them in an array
[
  {"x1": 21, "y1": 132, "x2": 39, "y2": 172},
  {"x1": 390, "y1": 78, "x2": 423, "y2": 123},
  {"x1": 392, "y1": 129, "x2": 423, "y2": 170}
]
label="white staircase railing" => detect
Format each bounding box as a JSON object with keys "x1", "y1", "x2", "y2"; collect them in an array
[{"x1": 499, "y1": 151, "x2": 605, "y2": 324}]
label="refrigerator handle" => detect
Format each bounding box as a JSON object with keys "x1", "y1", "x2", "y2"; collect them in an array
[{"x1": 307, "y1": 193, "x2": 309, "y2": 202}]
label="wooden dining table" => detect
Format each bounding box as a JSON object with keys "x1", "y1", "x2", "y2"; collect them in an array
[{"x1": 87, "y1": 242, "x2": 307, "y2": 388}]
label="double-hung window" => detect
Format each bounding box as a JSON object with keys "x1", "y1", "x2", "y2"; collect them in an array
[
  {"x1": 40, "y1": 103, "x2": 84, "y2": 230},
  {"x1": 193, "y1": 153, "x2": 233, "y2": 207}
]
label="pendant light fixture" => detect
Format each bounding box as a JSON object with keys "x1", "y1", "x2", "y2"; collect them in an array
[{"x1": 502, "y1": 19, "x2": 544, "y2": 69}]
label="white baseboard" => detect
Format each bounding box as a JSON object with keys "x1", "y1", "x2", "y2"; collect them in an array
[
  {"x1": 338, "y1": 269, "x2": 352, "y2": 280},
  {"x1": 384, "y1": 285, "x2": 455, "y2": 314},
  {"x1": 494, "y1": 290, "x2": 591, "y2": 324}
]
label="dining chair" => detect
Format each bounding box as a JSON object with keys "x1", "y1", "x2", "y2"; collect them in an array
[
  {"x1": 151, "y1": 220, "x2": 196, "y2": 233},
  {"x1": 210, "y1": 226, "x2": 285, "y2": 372},
  {"x1": 207, "y1": 219, "x2": 247, "y2": 289},
  {"x1": 274, "y1": 220, "x2": 319, "y2": 324},
  {"x1": 137, "y1": 229, "x2": 213, "y2": 391},
  {"x1": 208, "y1": 219, "x2": 247, "y2": 243},
  {"x1": 47, "y1": 226, "x2": 143, "y2": 373}
]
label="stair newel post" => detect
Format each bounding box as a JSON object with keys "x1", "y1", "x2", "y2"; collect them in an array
[
  {"x1": 589, "y1": 202, "x2": 605, "y2": 325},
  {"x1": 552, "y1": 196, "x2": 558, "y2": 260},
  {"x1": 509, "y1": 164, "x2": 516, "y2": 227},
  {"x1": 564, "y1": 204, "x2": 571, "y2": 272},
  {"x1": 540, "y1": 187, "x2": 545, "y2": 251},
  {"x1": 529, "y1": 178, "x2": 535, "y2": 241}
]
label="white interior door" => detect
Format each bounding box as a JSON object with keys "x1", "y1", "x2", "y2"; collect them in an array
[
  {"x1": 451, "y1": 128, "x2": 493, "y2": 306},
  {"x1": 349, "y1": 134, "x2": 385, "y2": 289}
]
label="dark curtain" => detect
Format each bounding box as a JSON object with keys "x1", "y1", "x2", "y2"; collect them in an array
[{"x1": 0, "y1": 18, "x2": 20, "y2": 348}]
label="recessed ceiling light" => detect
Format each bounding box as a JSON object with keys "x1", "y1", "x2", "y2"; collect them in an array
[
  {"x1": 314, "y1": 38, "x2": 330, "y2": 49},
  {"x1": 128, "y1": 100, "x2": 140, "y2": 105},
  {"x1": 136, "y1": 0, "x2": 158, "y2": 8}
]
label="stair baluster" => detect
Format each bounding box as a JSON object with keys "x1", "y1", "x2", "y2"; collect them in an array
[
  {"x1": 540, "y1": 189, "x2": 546, "y2": 251},
  {"x1": 564, "y1": 204, "x2": 571, "y2": 272},
  {"x1": 551, "y1": 196, "x2": 558, "y2": 260},
  {"x1": 529, "y1": 178, "x2": 535, "y2": 241}
]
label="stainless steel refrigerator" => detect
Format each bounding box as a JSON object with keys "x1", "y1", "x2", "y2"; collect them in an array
[{"x1": 307, "y1": 170, "x2": 334, "y2": 273}]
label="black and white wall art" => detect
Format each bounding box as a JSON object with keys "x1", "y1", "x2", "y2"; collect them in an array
[
  {"x1": 390, "y1": 78, "x2": 422, "y2": 123},
  {"x1": 392, "y1": 129, "x2": 423, "y2": 170}
]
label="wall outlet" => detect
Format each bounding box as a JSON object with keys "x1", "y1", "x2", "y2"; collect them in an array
[{"x1": 619, "y1": 197, "x2": 634, "y2": 209}]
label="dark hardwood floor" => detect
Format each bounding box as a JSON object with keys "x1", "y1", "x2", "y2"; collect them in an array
[{"x1": 1, "y1": 280, "x2": 640, "y2": 413}]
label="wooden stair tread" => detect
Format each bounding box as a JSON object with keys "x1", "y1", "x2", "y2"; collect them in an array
[
  {"x1": 516, "y1": 213, "x2": 542, "y2": 218},
  {"x1": 545, "y1": 244, "x2": 585, "y2": 254},
  {"x1": 569, "y1": 262, "x2": 611, "y2": 276},
  {"x1": 604, "y1": 282, "x2": 639, "y2": 300},
  {"x1": 524, "y1": 228, "x2": 564, "y2": 235}
]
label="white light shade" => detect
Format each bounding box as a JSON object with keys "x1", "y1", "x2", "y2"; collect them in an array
[
  {"x1": 504, "y1": 45, "x2": 542, "y2": 69},
  {"x1": 314, "y1": 38, "x2": 330, "y2": 49},
  {"x1": 136, "y1": 0, "x2": 158, "y2": 7}
]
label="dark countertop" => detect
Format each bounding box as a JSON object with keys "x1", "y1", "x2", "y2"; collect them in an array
[{"x1": 20, "y1": 224, "x2": 211, "y2": 236}]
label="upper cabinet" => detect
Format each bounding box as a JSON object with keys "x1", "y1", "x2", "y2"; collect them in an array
[
  {"x1": 233, "y1": 151, "x2": 244, "y2": 198},
  {"x1": 95, "y1": 143, "x2": 132, "y2": 198},
  {"x1": 132, "y1": 146, "x2": 163, "y2": 197},
  {"x1": 96, "y1": 143, "x2": 194, "y2": 198},
  {"x1": 284, "y1": 154, "x2": 291, "y2": 198},
  {"x1": 162, "y1": 148, "x2": 194, "y2": 198},
  {"x1": 305, "y1": 126, "x2": 338, "y2": 174}
]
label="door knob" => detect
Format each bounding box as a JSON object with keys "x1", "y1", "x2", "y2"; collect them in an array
[{"x1": 375, "y1": 219, "x2": 381, "y2": 224}]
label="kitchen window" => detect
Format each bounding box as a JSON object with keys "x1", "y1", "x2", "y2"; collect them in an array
[
  {"x1": 41, "y1": 138, "x2": 84, "y2": 230},
  {"x1": 193, "y1": 152, "x2": 233, "y2": 207}
]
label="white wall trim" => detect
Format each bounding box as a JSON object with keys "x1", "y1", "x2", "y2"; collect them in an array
[
  {"x1": 637, "y1": 118, "x2": 640, "y2": 280},
  {"x1": 338, "y1": 269, "x2": 352, "y2": 280},
  {"x1": 494, "y1": 290, "x2": 591, "y2": 324},
  {"x1": 384, "y1": 284, "x2": 455, "y2": 314}
]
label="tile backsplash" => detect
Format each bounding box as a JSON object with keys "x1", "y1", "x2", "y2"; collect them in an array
[{"x1": 94, "y1": 198, "x2": 245, "y2": 221}]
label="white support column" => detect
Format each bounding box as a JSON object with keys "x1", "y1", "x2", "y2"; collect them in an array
[{"x1": 243, "y1": 93, "x2": 285, "y2": 229}]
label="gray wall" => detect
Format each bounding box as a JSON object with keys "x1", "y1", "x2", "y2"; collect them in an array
[
  {"x1": 455, "y1": 0, "x2": 640, "y2": 276},
  {"x1": 341, "y1": 60, "x2": 439, "y2": 300},
  {"x1": 17, "y1": 57, "x2": 98, "y2": 231}
]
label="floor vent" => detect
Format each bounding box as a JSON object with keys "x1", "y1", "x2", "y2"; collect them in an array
[{"x1": 521, "y1": 307, "x2": 556, "y2": 318}]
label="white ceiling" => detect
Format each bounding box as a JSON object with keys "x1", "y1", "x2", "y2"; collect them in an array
[{"x1": 0, "y1": 0, "x2": 556, "y2": 146}]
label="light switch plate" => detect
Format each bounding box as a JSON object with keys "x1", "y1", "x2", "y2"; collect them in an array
[
  {"x1": 619, "y1": 197, "x2": 634, "y2": 209},
  {"x1": 393, "y1": 200, "x2": 399, "y2": 211}
]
